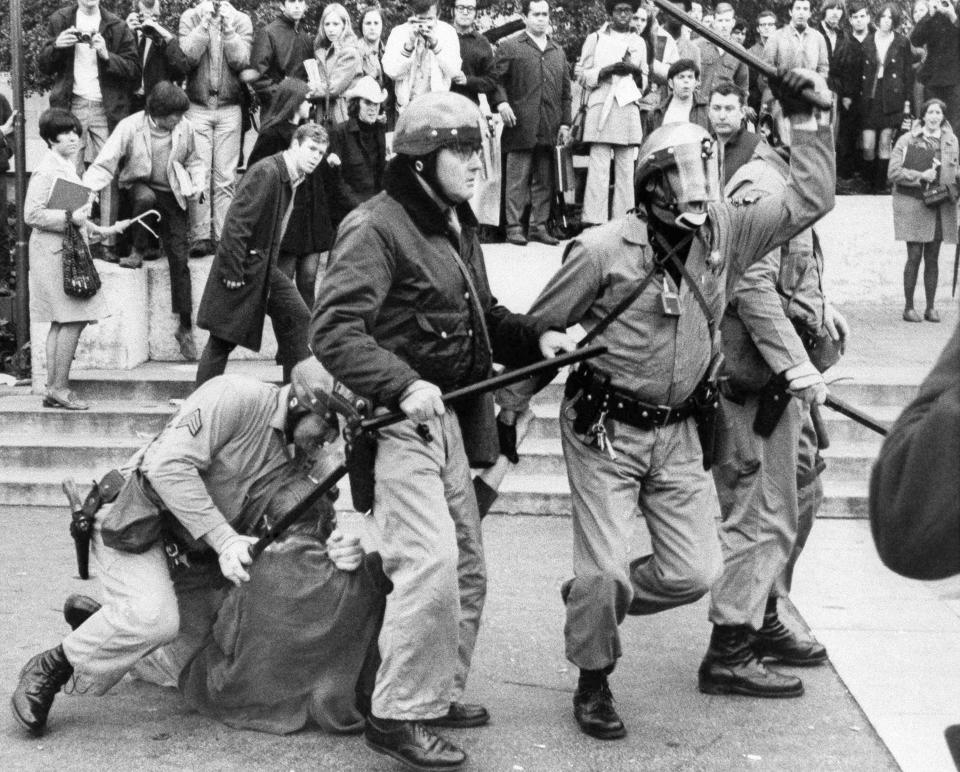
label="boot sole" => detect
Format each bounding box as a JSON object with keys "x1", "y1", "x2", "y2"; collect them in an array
[
  {"x1": 364, "y1": 737, "x2": 466, "y2": 772},
  {"x1": 698, "y1": 679, "x2": 804, "y2": 698},
  {"x1": 576, "y1": 721, "x2": 627, "y2": 740},
  {"x1": 755, "y1": 652, "x2": 829, "y2": 668}
]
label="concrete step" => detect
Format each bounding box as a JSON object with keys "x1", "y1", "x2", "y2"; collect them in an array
[
  {"x1": 484, "y1": 472, "x2": 870, "y2": 519},
  {"x1": 0, "y1": 396, "x2": 174, "y2": 438},
  {"x1": 67, "y1": 361, "x2": 283, "y2": 402},
  {"x1": 1, "y1": 435, "x2": 142, "y2": 469}
]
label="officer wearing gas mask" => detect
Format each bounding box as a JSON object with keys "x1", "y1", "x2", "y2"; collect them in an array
[{"x1": 497, "y1": 69, "x2": 836, "y2": 741}]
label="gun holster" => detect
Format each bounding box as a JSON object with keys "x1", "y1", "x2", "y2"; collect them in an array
[
  {"x1": 753, "y1": 374, "x2": 792, "y2": 438},
  {"x1": 565, "y1": 366, "x2": 610, "y2": 435},
  {"x1": 692, "y1": 354, "x2": 724, "y2": 471}
]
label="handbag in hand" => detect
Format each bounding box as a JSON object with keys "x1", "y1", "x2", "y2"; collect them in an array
[
  {"x1": 61, "y1": 214, "x2": 101, "y2": 298},
  {"x1": 922, "y1": 183, "x2": 952, "y2": 208}
]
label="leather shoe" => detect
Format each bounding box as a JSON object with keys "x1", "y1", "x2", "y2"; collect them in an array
[
  {"x1": 925, "y1": 308, "x2": 941, "y2": 323},
  {"x1": 573, "y1": 680, "x2": 626, "y2": 740},
  {"x1": 10, "y1": 645, "x2": 74, "y2": 735},
  {"x1": 423, "y1": 702, "x2": 490, "y2": 729},
  {"x1": 528, "y1": 229, "x2": 559, "y2": 246},
  {"x1": 365, "y1": 716, "x2": 466, "y2": 770},
  {"x1": 118, "y1": 252, "x2": 143, "y2": 269},
  {"x1": 699, "y1": 625, "x2": 803, "y2": 698},
  {"x1": 63, "y1": 594, "x2": 102, "y2": 631},
  {"x1": 505, "y1": 232, "x2": 528, "y2": 246},
  {"x1": 751, "y1": 600, "x2": 827, "y2": 666},
  {"x1": 903, "y1": 308, "x2": 922, "y2": 323}
]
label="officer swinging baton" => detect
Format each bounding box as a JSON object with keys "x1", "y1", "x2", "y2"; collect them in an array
[
  {"x1": 650, "y1": 0, "x2": 833, "y2": 111},
  {"x1": 249, "y1": 344, "x2": 608, "y2": 559}
]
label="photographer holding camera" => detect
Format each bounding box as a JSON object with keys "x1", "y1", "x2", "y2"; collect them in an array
[
  {"x1": 125, "y1": 1, "x2": 189, "y2": 113},
  {"x1": 911, "y1": 0, "x2": 960, "y2": 132},
  {"x1": 382, "y1": 0, "x2": 462, "y2": 116}
]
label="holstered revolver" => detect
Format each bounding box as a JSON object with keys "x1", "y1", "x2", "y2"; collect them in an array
[
  {"x1": 329, "y1": 390, "x2": 378, "y2": 514},
  {"x1": 63, "y1": 478, "x2": 95, "y2": 580},
  {"x1": 693, "y1": 352, "x2": 724, "y2": 471}
]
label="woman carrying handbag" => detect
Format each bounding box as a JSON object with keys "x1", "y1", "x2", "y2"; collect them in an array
[{"x1": 888, "y1": 97, "x2": 959, "y2": 322}]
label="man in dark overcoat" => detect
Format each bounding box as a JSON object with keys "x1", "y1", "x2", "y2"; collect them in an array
[{"x1": 195, "y1": 123, "x2": 324, "y2": 385}]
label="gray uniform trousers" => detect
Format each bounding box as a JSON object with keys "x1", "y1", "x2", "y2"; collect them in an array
[
  {"x1": 708, "y1": 392, "x2": 818, "y2": 630},
  {"x1": 560, "y1": 404, "x2": 722, "y2": 672}
]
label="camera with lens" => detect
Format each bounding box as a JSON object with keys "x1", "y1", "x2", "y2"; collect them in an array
[{"x1": 77, "y1": 31, "x2": 94, "y2": 45}]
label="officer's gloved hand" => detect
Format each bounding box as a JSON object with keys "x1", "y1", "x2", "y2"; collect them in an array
[
  {"x1": 774, "y1": 68, "x2": 818, "y2": 118},
  {"x1": 399, "y1": 379, "x2": 444, "y2": 423},
  {"x1": 785, "y1": 361, "x2": 828, "y2": 406},
  {"x1": 497, "y1": 409, "x2": 520, "y2": 464}
]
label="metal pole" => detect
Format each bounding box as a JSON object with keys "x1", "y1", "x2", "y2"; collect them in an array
[{"x1": 10, "y1": 0, "x2": 30, "y2": 374}]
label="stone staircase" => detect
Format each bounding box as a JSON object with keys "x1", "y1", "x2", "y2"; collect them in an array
[{"x1": 0, "y1": 362, "x2": 911, "y2": 518}]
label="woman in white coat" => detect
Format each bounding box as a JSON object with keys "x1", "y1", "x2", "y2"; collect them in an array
[{"x1": 576, "y1": 0, "x2": 648, "y2": 227}]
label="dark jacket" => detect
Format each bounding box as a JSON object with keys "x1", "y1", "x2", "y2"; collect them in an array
[
  {"x1": 136, "y1": 29, "x2": 190, "y2": 99},
  {"x1": 0, "y1": 94, "x2": 11, "y2": 174},
  {"x1": 649, "y1": 89, "x2": 711, "y2": 132},
  {"x1": 817, "y1": 22, "x2": 847, "y2": 94},
  {"x1": 494, "y1": 33, "x2": 572, "y2": 152},
  {"x1": 327, "y1": 117, "x2": 386, "y2": 226},
  {"x1": 197, "y1": 154, "x2": 294, "y2": 350},
  {"x1": 38, "y1": 6, "x2": 141, "y2": 128},
  {"x1": 312, "y1": 158, "x2": 548, "y2": 462},
  {"x1": 911, "y1": 11, "x2": 960, "y2": 87},
  {"x1": 836, "y1": 33, "x2": 868, "y2": 100},
  {"x1": 451, "y1": 28, "x2": 500, "y2": 105},
  {"x1": 247, "y1": 123, "x2": 335, "y2": 256},
  {"x1": 250, "y1": 14, "x2": 314, "y2": 110},
  {"x1": 861, "y1": 32, "x2": 914, "y2": 114},
  {"x1": 870, "y1": 319, "x2": 960, "y2": 580}
]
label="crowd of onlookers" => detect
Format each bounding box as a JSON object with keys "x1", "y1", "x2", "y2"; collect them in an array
[{"x1": 1, "y1": 0, "x2": 959, "y2": 402}]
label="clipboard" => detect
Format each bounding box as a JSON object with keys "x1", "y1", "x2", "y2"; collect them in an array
[{"x1": 47, "y1": 177, "x2": 92, "y2": 212}]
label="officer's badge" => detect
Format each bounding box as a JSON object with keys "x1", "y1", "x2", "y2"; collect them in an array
[{"x1": 177, "y1": 408, "x2": 203, "y2": 437}]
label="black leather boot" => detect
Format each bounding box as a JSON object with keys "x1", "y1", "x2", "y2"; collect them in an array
[
  {"x1": 751, "y1": 596, "x2": 828, "y2": 666},
  {"x1": 10, "y1": 645, "x2": 74, "y2": 735},
  {"x1": 423, "y1": 701, "x2": 490, "y2": 728},
  {"x1": 573, "y1": 672, "x2": 626, "y2": 740},
  {"x1": 365, "y1": 715, "x2": 466, "y2": 770},
  {"x1": 63, "y1": 594, "x2": 102, "y2": 631},
  {"x1": 699, "y1": 624, "x2": 803, "y2": 698}
]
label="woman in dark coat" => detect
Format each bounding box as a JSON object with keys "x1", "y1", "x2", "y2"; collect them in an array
[
  {"x1": 327, "y1": 76, "x2": 388, "y2": 229},
  {"x1": 888, "y1": 98, "x2": 959, "y2": 322},
  {"x1": 248, "y1": 78, "x2": 335, "y2": 307},
  {"x1": 860, "y1": 4, "x2": 914, "y2": 192}
]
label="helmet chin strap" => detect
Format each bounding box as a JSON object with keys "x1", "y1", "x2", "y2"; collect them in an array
[{"x1": 414, "y1": 155, "x2": 461, "y2": 208}]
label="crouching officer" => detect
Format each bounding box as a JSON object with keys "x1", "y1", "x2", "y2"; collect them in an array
[
  {"x1": 497, "y1": 69, "x2": 836, "y2": 740},
  {"x1": 698, "y1": 117, "x2": 850, "y2": 697},
  {"x1": 312, "y1": 91, "x2": 574, "y2": 771},
  {"x1": 11, "y1": 359, "x2": 340, "y2": 736}
]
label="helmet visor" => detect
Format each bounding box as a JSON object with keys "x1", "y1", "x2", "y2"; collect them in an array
[{"x1": 668, "y1": 139, "x2": 720, "y2": 206}]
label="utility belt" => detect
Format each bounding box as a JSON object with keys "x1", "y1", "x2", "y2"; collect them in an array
[{"x1": 564, "y1": 365, "x2": 699, "y2": 432}]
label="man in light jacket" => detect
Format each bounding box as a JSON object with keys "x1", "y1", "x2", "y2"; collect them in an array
[
  {"x1": 84, "y1": 82, "x2": 206, "y2": 360},
  {"x1": 179, "y1": 0, "x2": 253, "y2": 258},
  {"x1": 382, "y1": 0, "x2": 461, "y2": 116}
]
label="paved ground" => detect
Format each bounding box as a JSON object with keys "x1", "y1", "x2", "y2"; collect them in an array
[{"x1": 2, "y1": 509, "x2": 897, "y2": 772}]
